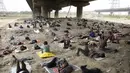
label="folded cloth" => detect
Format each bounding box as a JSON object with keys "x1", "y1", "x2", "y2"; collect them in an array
[{"x1": 37, "y1": 52, "x2": 55, "y2": 58}]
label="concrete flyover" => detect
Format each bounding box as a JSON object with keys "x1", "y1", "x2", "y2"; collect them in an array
[
  {"x1": 26, "y1": 0, "x2": 95, "y2": 18},
  {"x1": 95, "y1": 7, "x2": 130, "y2": 15}
]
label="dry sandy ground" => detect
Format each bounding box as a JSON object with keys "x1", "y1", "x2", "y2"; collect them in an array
[
  {"x1": 0, "y1": 17, "x2": 130, "y2": 73},
  {"x1": 0, "y1": 19, "x2": 18, "y2": 27}
]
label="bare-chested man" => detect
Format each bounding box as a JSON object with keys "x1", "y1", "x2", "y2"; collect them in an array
[{"x1": 76, "y1": 42, "x2": 89, "y2": 56}]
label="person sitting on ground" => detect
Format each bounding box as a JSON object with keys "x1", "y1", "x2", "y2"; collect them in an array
[
  {"x1": 99, "y1": 30, "x2": 105, "y2": 40},
  {"x1": 108, "y1": 31, "x2": 120, "y2": 43},
  {"x1": 95, "y1": 30, "x2": 105, "y2": 42},
  {"x1": 99, "y1": 36, "x2": 109, "y2": 51},
  {"x1": 76, "y1": 42, "x2": 89, "y2": 56},
  {"x1": 108, "y1": 31, "x2": 115, "y2": 43},
  {"x1": 89, "y1": 29, "x2": 95, "y2": 38},
  {"x1": 40, "y1": 41, "x2": 50, "y2": 53},
  {"x1": 98, "y1": 33, "x2": 118, "y2": 53},
  {"x1": 63, "y1": 32, "x2": 71, "y2": 49},
  {"x1": 76, "y1": 38, "x2": 106, "y2": 58}
]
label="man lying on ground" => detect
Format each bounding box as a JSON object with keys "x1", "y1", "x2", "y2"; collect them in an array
[{"x1": 11, "y1": 55, "x2": 32, "y2": 73}]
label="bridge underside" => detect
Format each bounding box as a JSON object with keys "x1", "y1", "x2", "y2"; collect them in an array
[{"x1": 26, "y1": 0, "x2": 94, "y2": 18}]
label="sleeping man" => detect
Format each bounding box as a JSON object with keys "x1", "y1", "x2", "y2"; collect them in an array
[{"x1": 11, "y1": 55, "x2": 32, "y2": 73}]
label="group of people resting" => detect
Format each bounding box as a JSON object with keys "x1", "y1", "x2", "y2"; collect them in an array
[
  {"x1": 8, "y1": 18, "x2": 122, "y2": 73},
  {"x1": 38, "y1": 31, "x2": 72, "y2": 54},
  {"x1": 77, "y1": 28, "x2": 119, "y2": 58},
  {"x1": 39, "y1": 27, "x2": 120, "y2": 59},
  {"x1": 12, "y1": 55, "x2": 102, "y2": 73}
]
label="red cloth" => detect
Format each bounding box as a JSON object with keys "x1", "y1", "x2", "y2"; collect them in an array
[{"x1": 52, "y1": 67, "x2": 59, "y2": 73}]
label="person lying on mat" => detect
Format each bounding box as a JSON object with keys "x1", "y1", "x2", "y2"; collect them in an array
[
  {"x1": 41, "y1": 41, "x2": 50, "y2": 53},
  {"x1": 11, "y1": 55, "x2": 32, "y2": 73}
]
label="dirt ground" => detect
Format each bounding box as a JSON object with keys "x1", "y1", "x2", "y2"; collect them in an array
[{"x1": 0, "y1": 17, "x2": 130, "y2": 73}]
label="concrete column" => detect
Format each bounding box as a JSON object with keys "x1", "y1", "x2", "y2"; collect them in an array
[
  {"x1": 55, "y1": 10, "x2": 59, "y2": 18},
  {"x1": 35, "y1": 11, "x2": 41, "y2": 16},
  {"x1": 48, "y1": 11, "x2": 51, "y2": 18},
  {"x1": 98, "y1": 12, "x2": 101, "y2": 15},
  {"x1": 128, "y1": 11, "x2": 130, "y2": 16},
  {"x1": 32, "y1": 11, "x2": 35, "y2": 18},
  {"x1": 41, "y1": 6, "x2": 48, "y2": 18},
  {"x1": 33, "y1": 11, "x2": 40, "y2": 18},
  {"x1": 110, "y1": 12, "x2": 113, "y2": 15},
  {"x1": 76, "y1": 6, "x2": 83, "y2": 18}
]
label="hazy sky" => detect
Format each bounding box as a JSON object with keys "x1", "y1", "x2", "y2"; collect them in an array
[{"x1": 3, "y1": 0, "x2": 130, "y2": 12}]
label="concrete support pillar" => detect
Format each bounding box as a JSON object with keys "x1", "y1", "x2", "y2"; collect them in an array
[
  {"x1": 110, "y1": 12, "x2": 113, "y2": 15},
  {"x1": 36, "y1": 11, "x2": 41, "y2": 16},
  {"x1": 128, "y1": 11, "x2": 130, "y2": 16},
  {"x1": 76, "y1": 6, "x2": 83, "y2": 18},
  {"x1": 48, "y1": 11, "x2": 51, "y2": 18},
  {"x1": 55, "y1": 10, "x2": 59, "y2": 18},
  {"x1": 33, "y1": 11, "x2": 35, "y2": 18},
  {"x1": 33, "y1": 10, "x2": 40, "y2": 18},
  {"x1": 41, "y1": 6, "x2": 48, "y2": 18},
  {"x1": 98, "y1": 12, "x2": 101, "y2": 15}
]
